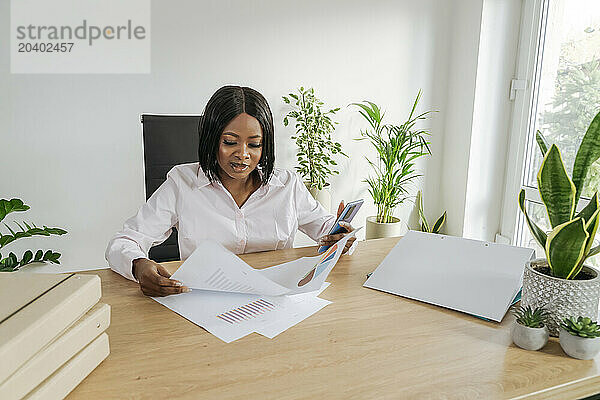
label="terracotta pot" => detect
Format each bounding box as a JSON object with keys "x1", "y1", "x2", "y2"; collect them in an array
[{"x1": 365, "y1": 216, "x2": 403, "y2": 239}]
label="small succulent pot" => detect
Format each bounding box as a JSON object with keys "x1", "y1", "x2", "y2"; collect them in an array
[
  {"x1": 365, "y1": 216, "x2": 404, "y2": 239},
  {"x1": 512, "y1": 322, "x2": 549, "y2": 351},
  {"x1": 559, "y1": 327, "x2": 600, "y2": 360},
  {"x1": 521, "y1": 258, "x2": 600, "y2": 336}
]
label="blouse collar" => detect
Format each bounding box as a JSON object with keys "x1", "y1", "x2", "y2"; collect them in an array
[{"x1": 195, "y1": 164, "x2": 284, "y2": 189}]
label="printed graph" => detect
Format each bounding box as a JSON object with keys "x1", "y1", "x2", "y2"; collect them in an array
[
  {"x1": 205, "y1": 268, "x2": 255, "y2": 292},
  {"x1": 216, "y1": 299, "x2": 276, "y2": 324},
  {"x1": 298, "y1": 243, "x2": 338, "y2": 287}
]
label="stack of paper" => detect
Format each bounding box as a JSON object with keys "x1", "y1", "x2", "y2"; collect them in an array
[
  {"x1": 153, "y1": 229, "x2": 360, "y2": 342},
  {"x1": 0, "y1": 273, "x2": 110, "y2": 399}
]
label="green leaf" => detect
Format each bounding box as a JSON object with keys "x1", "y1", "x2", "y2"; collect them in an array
[
  {"x1": 9, "y1": 252, "x2": 18, "y2": 268},
  {"x1": 572, "y1": 110, "x2": 600, "y2": 205},
  {"x1": 546, "y1": 218, "x2": 589, "y2": 279},
  {"x1": 416, "y1": 191, "x2": 429, "y2": 232},
  {"x1": 34, "y1": 250, "x2": 43, "y2": 261},
  {"x1": 536, "y1": 130, "x2": 549, "y2": 156},
  {"x1": 0, "y1": 199, "x2": 30, "y2": 223},
  {"x1": 432, "y1": 212, "x2": 447, "y2": 234},
  {"x1": 576, "y1": 207, "x2": 600, "y2": 278},
  {"x1": 588, "y1": 244, "x2": 600, "y2": 258},
  {"x1": 518, "y1": 189, "x2": 548, "y2": 248},
  {"x1": 0, "y1": 225, "x2": 67, "y2": 249},
  {"x1": 20, "y1": 250, "x2": 33, "y2": 265},
  {"x1": 538, "y1": 144, "x2": 576, "y2": 228},
  {"x1": 576, "y1": 192, "x2": 599, "y2": 223}
]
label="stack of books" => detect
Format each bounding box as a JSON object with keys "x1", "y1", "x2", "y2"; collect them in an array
[{"x1": 0, "y1": 273, "x2": 110, "y2": 399}]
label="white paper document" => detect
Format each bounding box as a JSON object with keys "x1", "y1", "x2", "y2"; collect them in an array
[
  {"x1": 171, "y1": 228, "x2": 360, "y2": 296},
  {"x1": 363, "y1": 230, "x2": 534, "y2": 322},
  {"x1": 153, "y1": 229, "x2": 360, "y2": 342},
  {"x1": 153, "y1": 284, "x2": 331, "y2": 343}
]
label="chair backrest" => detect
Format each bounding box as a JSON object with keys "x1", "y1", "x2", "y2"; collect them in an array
[{"x1": 141, "y1": 114, "x2": 202, "y2": 262}]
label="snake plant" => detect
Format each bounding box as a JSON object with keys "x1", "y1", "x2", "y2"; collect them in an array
[
  {"x1": 561, "y1": 316, "x2": 600, "y2": 338},
  {"x1": 416, "y1": 190, "x2": 446, "y2": 234},
  {"x1": 518, "y1": 111, "x2": 600, "y2": 279}
]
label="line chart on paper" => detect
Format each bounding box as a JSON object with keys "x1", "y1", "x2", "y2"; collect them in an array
[{"x1": 216, "y1": 299, "x2": 277, "y2": 324}]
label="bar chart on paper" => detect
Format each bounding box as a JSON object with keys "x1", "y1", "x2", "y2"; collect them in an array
[{"x1": 217, "y1": 299, "x2": 277, "y2": 324}]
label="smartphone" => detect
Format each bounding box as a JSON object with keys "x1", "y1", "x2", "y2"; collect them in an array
[{"x1": 318, "y1": 199, "x2": 364, "y2": 253}]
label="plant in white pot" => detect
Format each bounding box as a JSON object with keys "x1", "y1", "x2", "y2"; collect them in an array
[
  {"x1": 518, "y1": 110, "x2": 600, "y2": 336},
  {"x1": 511, "y1": 305, "x2": 550, "y2": 351},
  {"x1": 352, "y1": 91, "x2": 433, "y2": 239},
  {"x1": 283, "y1": 87, "x2": 347, "y2": 212},
  {"x1": 559, "y1": 316, "x2": 600, "y2": 360}
]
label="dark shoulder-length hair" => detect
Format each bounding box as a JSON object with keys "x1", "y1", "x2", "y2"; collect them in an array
[{"x1": 198, "y1": 85, "x2": 275, "y2": 185}]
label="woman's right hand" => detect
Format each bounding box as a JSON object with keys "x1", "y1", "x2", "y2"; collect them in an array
[{"x1": 132, "y1": 258, "x2": 190, "y2": 297}]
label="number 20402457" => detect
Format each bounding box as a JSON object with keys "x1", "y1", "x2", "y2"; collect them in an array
[{"x1": 17, "y1": 42, "x2": 74, "y2": 52}]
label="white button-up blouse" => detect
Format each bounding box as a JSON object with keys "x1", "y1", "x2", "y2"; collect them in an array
[{"x1": 105, "y1": 163, "x2": 337, "y2": 281}]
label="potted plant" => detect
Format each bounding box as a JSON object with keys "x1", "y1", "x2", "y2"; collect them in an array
[
  {"x1": 0, "y1": 198, "x2": 67, "y2": 271},
  {"x1": 283, "y1": 87, "x2": 347, "y2": 211},
  {"x1": 518, "y1": 110, "x2": 600, "y2": 336},
  {"x1": 352, "y1": 91, "x2": 433, "y2": 239},
  {"x1": 559, "y1": 316, "x2": 600, "y2": 359},
  {"x1": 416, "y1": 190, "x2": 446, "y2": 234},
  {"x1": 511, "y1": 305, "x2": 550, "y2": 350}
]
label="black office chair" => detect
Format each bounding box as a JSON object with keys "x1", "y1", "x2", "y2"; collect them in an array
[{"x1": 141, "y1": 114, "x2": 202, "y2": 262}]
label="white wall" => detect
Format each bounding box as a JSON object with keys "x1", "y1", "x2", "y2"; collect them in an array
[
  {"x1": 3, "y1": 0, "x2": 524, "y2": 270},
  {"x1": 1, "y1": 0, "x2": 462, "y2": 269},
  {"x1": 438, "y1": 0, "x2": 484, "y2": 237},
  {"x1": 464, "y1": 0, "x2": 522, "y2": 241}
]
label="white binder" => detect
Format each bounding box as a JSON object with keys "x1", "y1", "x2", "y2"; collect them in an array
[{"x1": 364, "y1": 230, "x2": 535, "y2": 322}]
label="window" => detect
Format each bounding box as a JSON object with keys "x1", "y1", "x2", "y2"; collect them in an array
[{"x1": 501, "y1": 0, "x2": 600, "y2": 260}]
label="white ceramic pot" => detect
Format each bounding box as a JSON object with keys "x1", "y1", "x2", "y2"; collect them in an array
[
  {"x1": 521, "y1": 259, "x2": 600, "y2": 337},
  {"x1": 559, "y1": 327, "x2": 600, "y2": 360},
  {"x1": 365, "y1": 216, "x2": 403, "y2": 239},
  {"x1": 305, "y1": 183, "x2": 331, "y2": 212},
  {"x1": 511, "y1": 322, "x2": 549, "y2": 351}
]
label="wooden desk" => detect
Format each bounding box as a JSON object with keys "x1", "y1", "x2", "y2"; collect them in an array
[{"x1": 68, "y1": 238, "x2": 600, "y2": 399}]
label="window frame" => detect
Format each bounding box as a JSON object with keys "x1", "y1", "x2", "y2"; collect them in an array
[{"x1": 499, "y1": 0, "x2": 596, "y2": 246}]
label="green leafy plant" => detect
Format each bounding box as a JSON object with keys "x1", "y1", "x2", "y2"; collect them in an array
[
  {"x1": 283, "y1": 87, "x2": 348, "y2": 190},
  {"x1": 0, "y1": 198, "x2": 67, "y2": 272},
  {"x1": 561, "y1": 316, "x2": 600, "y2": 338},
  {"x1": 352, "y1": 91, "x2": 433, "y2": 223},
  {"x1": 416, "y1": 190, "x2": 446, "y2": 234},
  {"x1": 518, "y1": 110, "x2": 600, "y2": 279},
  {"x1": 512, "y1": 305, "x2": 550, "y2": 328}
]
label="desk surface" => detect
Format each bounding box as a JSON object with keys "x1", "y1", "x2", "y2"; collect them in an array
[{"x1": 68, "y1": 237, "x2": 600, "y2": 400}]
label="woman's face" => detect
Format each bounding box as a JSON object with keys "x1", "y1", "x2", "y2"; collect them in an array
[{"x1": 217, "y1": 113, "x2": 263, "y2": 183}]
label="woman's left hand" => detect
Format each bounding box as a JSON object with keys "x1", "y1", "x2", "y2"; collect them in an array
[{"x1": 317, "y1": 201, "x2": 357, "y2": 254}]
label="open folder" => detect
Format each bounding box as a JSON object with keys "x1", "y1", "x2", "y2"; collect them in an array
[{"x1": 363, "y1": 231, "x2": 534, "y2": 322}]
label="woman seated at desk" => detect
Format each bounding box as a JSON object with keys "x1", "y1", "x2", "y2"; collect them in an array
[{"x1": 106, "y1": 85, "x2": 356, "y2": 297}]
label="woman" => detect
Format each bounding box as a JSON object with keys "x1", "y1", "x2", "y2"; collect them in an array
[{"x1": 106, "y1": 85, "x2": 356, "y2": 297}]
